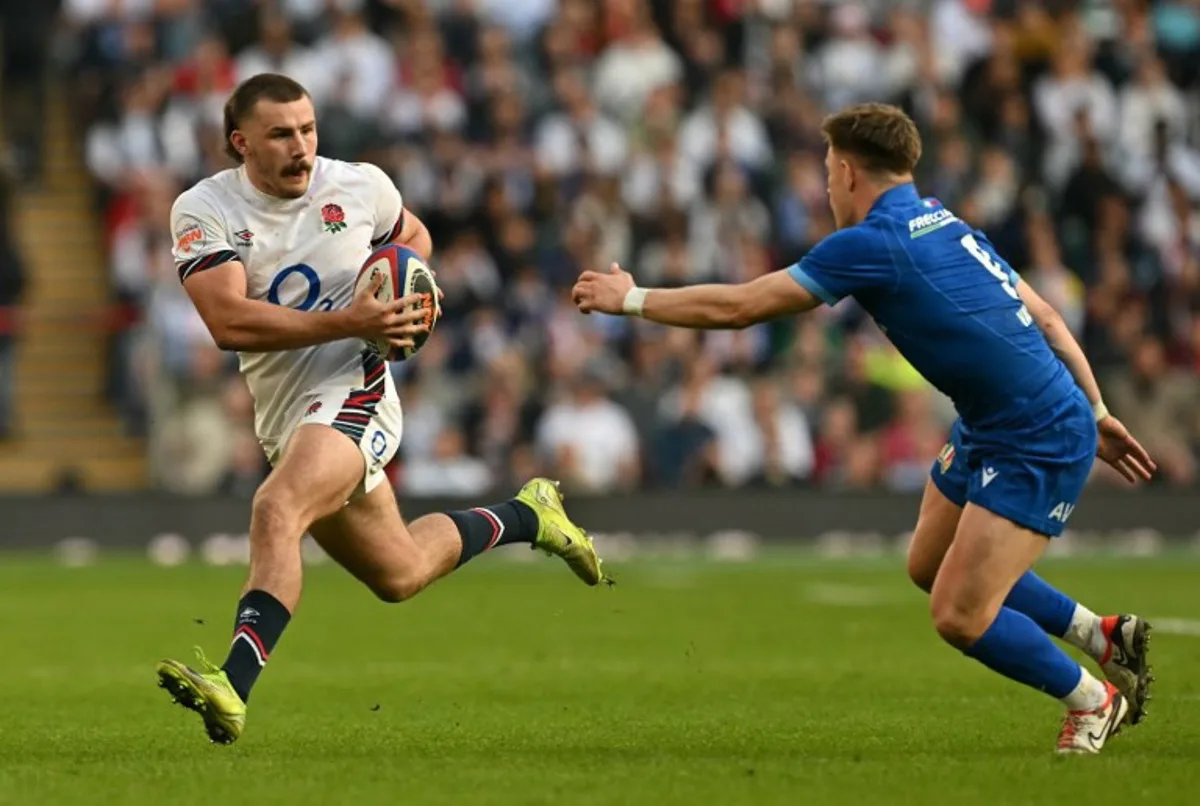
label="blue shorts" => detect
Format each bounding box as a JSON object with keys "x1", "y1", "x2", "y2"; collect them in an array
[{"x1": 929, "y1": 390, "x2": 1097, "y2": 537}]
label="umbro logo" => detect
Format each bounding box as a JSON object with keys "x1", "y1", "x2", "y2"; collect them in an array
[{"x1": 981, "y1": 467, "x2": 998, "y2": 488}]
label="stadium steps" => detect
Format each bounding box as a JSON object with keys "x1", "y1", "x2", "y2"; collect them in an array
[{"x1": 0, "y1": 87, "x2": 147, "y2": 492}]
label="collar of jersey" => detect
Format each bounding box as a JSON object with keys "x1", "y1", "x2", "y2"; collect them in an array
[{"x1": 867, "y1": 182, "x2": 920, "y2": 216}]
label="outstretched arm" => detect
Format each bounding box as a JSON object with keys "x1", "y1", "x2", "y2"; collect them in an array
[
  {"x1": 1017, "y1": 281, "x2": 1104, "y2": 410},
  {"x1": 572, "y1": 263, "x2": 821, "y2": 329},
  {"x1": 184, "y1": 261, "x2": 428, "y2": 353},
  {"x1": 1017, "y1": 280, "x2": 1156, "y2": 483}
]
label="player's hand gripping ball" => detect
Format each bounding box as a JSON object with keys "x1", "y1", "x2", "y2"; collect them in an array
[{"x1": 353, "y1": 244, "x2": 441, "y2": 361}]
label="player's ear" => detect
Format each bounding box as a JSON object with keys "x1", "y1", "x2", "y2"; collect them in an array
[{"x1": 230, "y1": 130, "x2": 248, "y2": 159}]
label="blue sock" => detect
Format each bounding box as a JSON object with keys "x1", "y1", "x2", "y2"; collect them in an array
[
  {"x1": 1003, "y1": 571, "x2": 1075, "y2": 638},
  {"x1": 965, "y1": 607, "x2": 1083, "y2": 698}
]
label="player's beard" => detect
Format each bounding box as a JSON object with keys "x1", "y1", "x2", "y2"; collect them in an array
[
  {"x1": 283, "y1": 160, "x2": 311, "y2": 178},
  {"x1": 277, "y1": 159, "x2": 313, "y2": 198}
]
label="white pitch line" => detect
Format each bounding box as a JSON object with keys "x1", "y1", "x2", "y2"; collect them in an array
[
  {"x1": 1150, "y1": 618, "x2": 1200, "y2": 637},
  {"x1": 804, "y1": 583, "x2": 894, "y2": 607}
]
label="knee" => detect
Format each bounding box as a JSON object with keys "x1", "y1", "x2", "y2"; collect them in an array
[
  {"x1": 252, "y1": 486, "x2": 305, "y2": 538},
  {"x1": 930, "y1": 594, "x2": 991, "y2": 649},
  {"x1": 370, "y1": 569, "x2": 426, "y2": 604}
]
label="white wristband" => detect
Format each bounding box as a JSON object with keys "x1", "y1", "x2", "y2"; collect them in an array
[
  {"x1": 1093, "y1": 401, "x2": 1109, "y2": 422},
  {"x1": 623, "y1": 287, "x2": 648, "y2": 317}
]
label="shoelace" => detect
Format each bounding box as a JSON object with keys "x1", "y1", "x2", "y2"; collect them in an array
[
  {"x1": 1057, "y1": 711, "x2": 1087, "y2": 749},
  {"x1": 193, "y1": 646, "x2": 220, "y2": 675}
]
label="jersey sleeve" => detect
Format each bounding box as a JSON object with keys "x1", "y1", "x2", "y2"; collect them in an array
[
  {"x1": 358, "y1": 162, "x2": 405, "y2": 248},
  {"x1": 786, "y1": 227, "x2": 896, "y2": 305},
  {"x1": 170, "y1": 190, "x2": 238, "y2": 283}
]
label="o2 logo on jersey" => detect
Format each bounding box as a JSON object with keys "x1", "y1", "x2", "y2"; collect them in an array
[
  {"x1": 268, "y1": 264, "x2": 336, "y2": 312},
  {"x1": 960, "y1": 235, "x2": 1033, "y2": 328}
]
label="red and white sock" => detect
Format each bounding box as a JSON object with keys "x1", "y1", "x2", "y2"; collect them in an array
[
  {"x1": 1096, "y1": 615, "x2": 1123, "y2": 664},
  {"x1": 1061, "y1": 668, "x2": 1108, "y2": 712},
  {"x1": 1063, "y1": 604, "x2": 1107, "y2": 659}
]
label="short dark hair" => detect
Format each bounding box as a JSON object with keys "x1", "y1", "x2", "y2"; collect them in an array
[
  {"x1": 223, "y1": 74, "x2": 310, "y2": 163},
  {"x1": 820, "y1": 103, "x2": 923, "y2": 177}
]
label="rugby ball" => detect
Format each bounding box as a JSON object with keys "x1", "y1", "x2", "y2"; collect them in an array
[{"x1": 353, "y1": 244, "x2": 440, "y2": 362}]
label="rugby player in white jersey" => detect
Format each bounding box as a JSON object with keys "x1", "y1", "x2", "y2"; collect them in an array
[{"x1": 156, "y1": 74, "x2": 610, "y2": 745}]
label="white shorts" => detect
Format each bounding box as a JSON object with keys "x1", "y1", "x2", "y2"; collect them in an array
[{"x1": 261, "y1": 375, "x2": 404, "y2": 498}]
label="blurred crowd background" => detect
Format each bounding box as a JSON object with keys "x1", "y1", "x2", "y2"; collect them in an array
[{"x1": 2, "y1": 0, "x2": 1198, "y2": 497}]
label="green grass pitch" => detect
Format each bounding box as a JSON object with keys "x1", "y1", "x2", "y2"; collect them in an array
[{"x1": 1, "y1": 552, "x2": 1198, "y2": 805}]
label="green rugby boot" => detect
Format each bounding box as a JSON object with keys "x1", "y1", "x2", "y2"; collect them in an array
[
  {"x1": 156, "y1": 647, "x2": 246, "y2": 745},
  {"x1": 516, "y1": 478, "x2": 613, "y2": 587}
]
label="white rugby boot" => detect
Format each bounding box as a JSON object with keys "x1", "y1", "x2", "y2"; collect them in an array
[{"x1": 1055, "y1": 681, "x2": 1128, "y2": 754}]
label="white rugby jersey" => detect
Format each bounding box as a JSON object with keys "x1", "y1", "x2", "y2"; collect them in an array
[{"x1": 170, "y1": 157, "x2": 406, "y2": 445}]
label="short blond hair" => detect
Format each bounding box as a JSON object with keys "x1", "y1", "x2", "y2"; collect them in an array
[{"x1": 820, "y1": 103, "x2": 923, "y2": 177}]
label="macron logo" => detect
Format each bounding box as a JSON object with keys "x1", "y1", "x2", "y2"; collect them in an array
[
  {"x1": 238, "y1": 607, "x2": 260, "y2": 624},
  {"x1": 981, "y1": 467, "x2": 998, "y2": 488}
]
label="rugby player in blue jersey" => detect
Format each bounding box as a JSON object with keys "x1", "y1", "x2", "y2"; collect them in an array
[{"x1": 572, "y1": 103, "x2": 1156, "y2": 754}]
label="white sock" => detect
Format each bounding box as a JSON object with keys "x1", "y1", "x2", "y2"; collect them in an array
[
  {"x1": 1063, "y1": 604, "x2": 1106, "y2": 659},
  {"x1": 1061, "y1": 668, "x2": 1108, "y2": 712}
]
